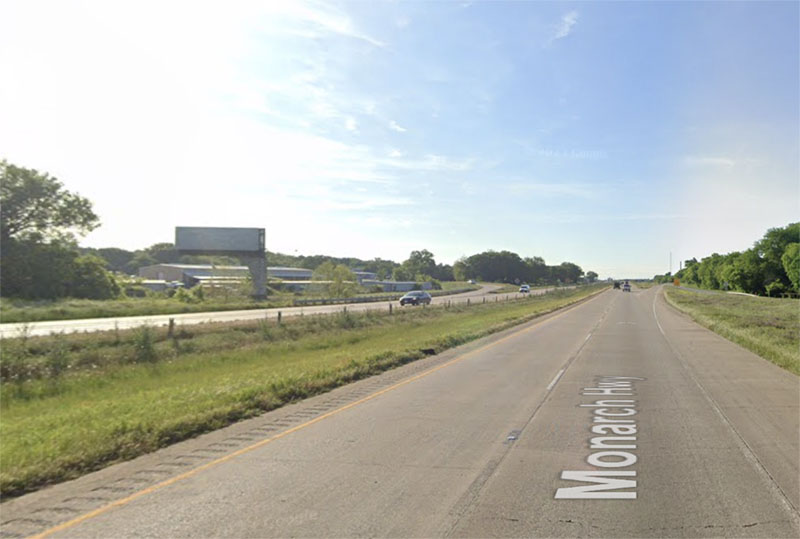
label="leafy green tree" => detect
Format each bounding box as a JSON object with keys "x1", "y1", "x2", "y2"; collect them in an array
[
  {"x1": 765, "y1": 279, "x2": 787, "y2": 297},
  {"x1": 69, "y1": 255, "x2": 121, "y2": 299},
  {"x1": 525, "y1": 256, "x2": 548, "y2": 284},
  {"x1": 0, "y1": 160, "x2": 99, "y2": 243},
  {"x1": 145, "y1": 243, "x2": 181, "y2": 264},
  {"x1": 402, "y1": 250, "x2": 436, "y2": 278},
  {"x1": 755, "y1": 223, "x2": 799, "y2": 291},
  {"x1": 361, "y1": 258, "x2": 400, "y2": 280},
  {"x1": 652, "y1": 272, "x2": 672, "y2": 284},
  {"x1": 586, "y1": 271, "x2": 598, "y2": 283},
  {"x1": 697, "y1": 253, "x2": 724, "y2": 289},
  {"x1": 680, "y1": 258, "x2": 699, "y2": 285},
  {"x1": 0, "y1": 239, "x2": 77, "y2": 298},
  {"x1": 124, "y1": 252, "x2": 159, "y2": 275},
  {"x1": 452, "y1": 257, "x2": 470, "y2": 281},
  {"x1": 431, "y1": 263, "x2": 454, "y2": 281},
  {"x1": 553, "y1": 262, "x2": 584, "y2": 284},
  {"x1": 392, "y1": 266, "x2": 414, "y2": 281},
  {"x1": 465, "y1": 250, "x2": 530, "y2": 283},
  {"x1": 96, "y1": 247, "x2": 135, "y2": 273},
  {"x1": 0, "y1": 161, "x2": 120, "y2": 299},
  {"x1": 781, "y1": 243, "x2": 800, "y2": 293},
  {"x1": 312, "y1": 261, "x2": 358, "y2": 298}
]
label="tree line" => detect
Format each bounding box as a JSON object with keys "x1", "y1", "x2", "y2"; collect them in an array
[
  {"x1": 454, "y1": 251, "x2": 593, "y2": 285},
  {"x1": 653, "y1": 222, "x2": 799, "y2": 297},
  {"x1": 1, "y1": 161, "x2": 595, "y2": 300}
]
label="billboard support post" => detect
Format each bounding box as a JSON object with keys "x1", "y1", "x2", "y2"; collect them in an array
[{"x1": 243, "y1": 255, "x2": 267, "y2": 299}]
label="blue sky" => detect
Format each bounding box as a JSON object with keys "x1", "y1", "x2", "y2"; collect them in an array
[{"x1": 1, "y1": 1, "x2": 797, "y2": 278}]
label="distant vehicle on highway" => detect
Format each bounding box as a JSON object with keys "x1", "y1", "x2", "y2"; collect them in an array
[
  {"x1": 399, "y1": 291, "x2": 432, "y2": 306},
  {"x1": 519, "y1": 284, "x2": 530, "y2": 293},
  {"x1": 613, "y1": 281, "x2": 621, "y2": 289},
  {"x1": 623, "y1": 283, "x2": 631, "y2": 292},
  {"x1": 468, "y1": 279, "x2": 476, "y2": 284}
]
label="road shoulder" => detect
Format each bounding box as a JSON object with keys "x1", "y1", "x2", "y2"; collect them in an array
[{"x1": 653, "y1": 287, "x2": 800, "y2": 512}]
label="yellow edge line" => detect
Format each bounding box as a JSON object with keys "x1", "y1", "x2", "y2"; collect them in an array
[{"x1": 30, "y1": 288, "x2": 607, "y2": 538}]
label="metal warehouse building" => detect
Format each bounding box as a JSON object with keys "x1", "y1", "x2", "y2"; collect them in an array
[
  {"x1": 139, "y1": 264, "x2": 315, "y2": 288},
  {"x1": 138, "y1": 264, "x2": 250, "y2": 287}
]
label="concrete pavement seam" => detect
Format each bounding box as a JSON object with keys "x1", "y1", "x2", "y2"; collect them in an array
[{"x1": 442, "y1": 291, "x2": 615, "y2": 536}]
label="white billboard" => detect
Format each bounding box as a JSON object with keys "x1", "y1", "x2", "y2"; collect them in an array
[{"x1": 175, "y1": 227, "x2": 264, "y2": 254}]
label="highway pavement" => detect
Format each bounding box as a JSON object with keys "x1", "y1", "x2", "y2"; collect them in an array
[
  {"x1": 0, "y1": 284, "x2": 539, "y2": 338},
  {"x1": 2, "y1": 285, "x2": 797, "y2": 537}
]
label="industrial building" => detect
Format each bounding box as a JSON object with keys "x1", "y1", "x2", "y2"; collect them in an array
[
  {"x1": 138, "y1": 264, "x2": 429, "y2": 294},
  {"x1": 138, "y1": 264, "x2": 249, "y2": 288},
  {"x1": 267, "y1": 267, "x2": 313, "y2": 280}
]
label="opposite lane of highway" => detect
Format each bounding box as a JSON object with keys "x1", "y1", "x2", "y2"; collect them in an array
[{"x1": 0, "y1": 284, "x2": 528, "y2": 338}]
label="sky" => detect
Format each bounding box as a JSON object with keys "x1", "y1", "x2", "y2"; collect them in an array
[{"x1": 1, "y1": 1, "x2": 797, "y2": 278}]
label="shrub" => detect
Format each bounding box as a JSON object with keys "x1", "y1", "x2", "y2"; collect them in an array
[
  {"x1": 45, "y1": 341, "x2": 69, "y2": 377},
  {"x1": 133, "y1": 325, "x2": 157, "y2": 363}
]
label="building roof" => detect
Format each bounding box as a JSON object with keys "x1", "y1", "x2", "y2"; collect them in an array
[
  {"x1": 192, "y1": 275, "x2": 246, "y2": 281},
  {"x1": 148, "y1": 264, "x2": 249, "y2": 270}
]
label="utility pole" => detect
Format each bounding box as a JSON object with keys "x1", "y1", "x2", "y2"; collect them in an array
[{"x1": 669, "y1": 251, "x2": 672, "y2": 275}]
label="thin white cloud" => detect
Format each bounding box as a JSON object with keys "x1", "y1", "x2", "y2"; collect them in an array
[
  {"x1": 344, "y1": 117, "x2": 358, "y2": 132},
  {"x1": 553, "y1": 10, "x2": 579, "y2": 41},
  {"x1": 325, "y1": 196, "x2": 414, "y2": 211},
  {"x1": 684, "y1": 156, "x2": 737, "y2": 167},
  {"x1": 534, "y1": 148, "x2": 606, "y2": 160},
  {"x1": 389, "y1": 120, "x2": 407, "y2": 133},
  {"x1": 504, "y1": 182, "x2": 593, "y2": 198},
  {"x1": 382, "y1": 154, "x2": 474, "y2": 172},
  {"x1": 520, "y1": 212, "x2": 686, "y2": 224},
  {"x1": 264, "y1": 2, "x2": 385, "y2": 48}
]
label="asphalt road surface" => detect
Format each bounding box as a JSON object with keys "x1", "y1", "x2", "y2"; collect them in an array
[
  {"x1": 2, "y1": 285, "x2": 798, "y2": 538},
  {"x1": 0, "y1": 284, "x2": 545, "y2": 338}
]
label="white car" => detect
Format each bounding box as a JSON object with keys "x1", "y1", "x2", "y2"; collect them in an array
[{"x1": 519, "y1": 284, "x2": 530, "y2": 293}]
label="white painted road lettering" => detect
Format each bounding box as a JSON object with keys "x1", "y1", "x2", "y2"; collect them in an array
[
  {"x1": 554, "y1": 471, "x2": 637, "y2": 500},
  {"x1": 555, "y1": 376, "x2": 645, "y2": 500}
]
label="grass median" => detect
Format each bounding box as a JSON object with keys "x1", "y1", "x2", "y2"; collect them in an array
[
  {"x1": 664, "y1": 287, "x2": 799, "y2": 375},
  {"x1": 0, "y1": 284, "x2": 606, "y2": 497},
  {"x1": 0, "y1": 283, "x2": 482, "y2": 323},
  {"x1": 0, "y1": 296, "x2": 291, "y2": 324}
]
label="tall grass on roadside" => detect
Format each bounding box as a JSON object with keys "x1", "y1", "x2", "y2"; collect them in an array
[
  {"x1": 0, "y1": 285, "x2": 607, "y2": 497},
  {"x1": 664, "y1": 287, "x2": 799, "y2": 375}
]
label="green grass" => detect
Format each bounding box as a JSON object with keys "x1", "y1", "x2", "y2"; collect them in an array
[
  {"x1": 0, "y1": 284, "x2": 606, "y2": 497},
  {"x1": 0, "y1": 296, "x2": 291, "y2": 324},
  {"x1": 664, "y1": 287, "x2": 799, "y2": 376},
  {"x1": 487, "y1": 283, "x2": 520, "y2": 294},
  {"x1": 486, "y1": 283, "x2": 555, "y2": 294}
]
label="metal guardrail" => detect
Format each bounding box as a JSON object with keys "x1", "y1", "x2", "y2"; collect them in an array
[{"x1": 292, "y1": 288, "x2": 476, "y2": 307}]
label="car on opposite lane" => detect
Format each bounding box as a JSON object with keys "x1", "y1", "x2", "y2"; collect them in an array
[
  {"x1": 519, "y1": 284, "x2": 530, "y2": 293},
  {"x1": 399, "y1": 291, "x2": 432, "y2": 306}
]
